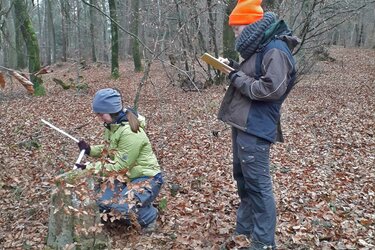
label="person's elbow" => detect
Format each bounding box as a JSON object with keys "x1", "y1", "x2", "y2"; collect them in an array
[
  {"x1": 269, "y1": 79, "x2": 288, "y2": 99},
  {"x1": 252, "y1": 77, "x2": 288, "y2": 100}
]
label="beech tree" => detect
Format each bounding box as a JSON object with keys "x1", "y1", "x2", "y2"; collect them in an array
[
  {"x1": 131, "y1": 0, "x2": 143, "y2": 72},
  {"x1": 13, "y1": 0, "x2": 45, "y2": 96},
  {"x1": 108, "y1": 0, "x2": 119, "y2": 78}
]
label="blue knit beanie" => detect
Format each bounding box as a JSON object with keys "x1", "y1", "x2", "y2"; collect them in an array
[{"x1": 92, "y1": 88, "x2": 122, "y2": 114}]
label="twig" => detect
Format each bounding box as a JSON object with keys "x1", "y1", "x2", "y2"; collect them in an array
[
  {"x1": 81, "y1": 0, "x2": 152, "y2": 54},
  {"x1": 75, "y1": 122, "x2": 90, "y2": 130}
]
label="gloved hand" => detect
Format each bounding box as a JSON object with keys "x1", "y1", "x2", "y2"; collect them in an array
[
  {"x1": 78, "y1": 140, "x2": 91, "y2": 155},
  {"x1": 228, "y1": 70, "x2": 239, "y2": 81},
  {"x1": 228, "y1": 70, "x2": 244, "y2": 89},
  {"x1": 75, "y1": 163, "x2": 87, "y2": 170}
]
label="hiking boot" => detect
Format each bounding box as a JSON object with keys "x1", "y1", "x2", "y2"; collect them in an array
[
  {"x1": 247, "y1": 241, "x2": 275, "y2": 250},
  {"x1": 142, "y1": 217, "x2": 158, "y2": 234}
]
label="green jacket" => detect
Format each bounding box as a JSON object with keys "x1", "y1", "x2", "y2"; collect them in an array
[{"x1": 87, "y1": 115, "x2": 160, "y2": 179}]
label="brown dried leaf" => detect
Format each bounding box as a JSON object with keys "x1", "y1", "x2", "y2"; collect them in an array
[
  {"x1": 222, "y1": 234, "x2": 250, "y2": 249},
  {"x1": 0, "y1": 72, "x2": 5, "y2": 88}
]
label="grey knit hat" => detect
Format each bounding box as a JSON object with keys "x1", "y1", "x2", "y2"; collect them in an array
[{"x1": 92, "y1": 88, "x2": 122, "y2": 114}]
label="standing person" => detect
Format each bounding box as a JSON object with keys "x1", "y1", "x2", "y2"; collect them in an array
[
  {"x1": 76, "y1": 88, "x2": 163, "y2": 231},
  {"x1": 218, "y1": 0, "x2": 299, "y2": 249}
]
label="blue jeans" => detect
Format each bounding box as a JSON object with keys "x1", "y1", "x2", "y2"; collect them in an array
[
  {"x1": 97, "y1": 173, "x2": 163, "y2": 227},
  {"x1": 232, "y1": 128, "x2": 276, "y2": 247}
]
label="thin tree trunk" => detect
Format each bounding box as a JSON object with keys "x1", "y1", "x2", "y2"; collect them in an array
[
  {"x1": 108, "y1": 0, "x2": 119, "y2": 78},
  {"x1": 47, "y1": 0, "x2": 56, "y2": 63},
  {"x1": 101, "y1": 0, "x2": 109, "y2": 62},
  {"x1": 44, "y1": 0, "x2": 51, "y2": 65},
  {"x1": 60, "y1": 0, "x2": 68, "y2": 62},
  {"x1": 174, "y1": 0, "x2": 189, "y2": 73},
  {"x1": 223, "y1": 0, "x2": 238, "y2": 61},
  {"x1": 89, "y1": 0, "x2": 97, "y2": 62},
  {"x1": 207, "y1": 0, "x2": 219, "y2": 58},
  {"x1": 76, "y1": 0, "x2": 82, "y2": 61},
  {"x1": 131, "y1": 0, "x2": 143, "y2": 72}
]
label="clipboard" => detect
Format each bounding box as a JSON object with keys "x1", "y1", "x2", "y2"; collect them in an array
[{"x1": 200, "y1": 53, "x2": 234, "y2": 74}]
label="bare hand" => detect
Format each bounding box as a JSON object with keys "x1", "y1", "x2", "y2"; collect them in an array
[{"x1": 218, "y1": 57, "x2": 230, "y2": 65}]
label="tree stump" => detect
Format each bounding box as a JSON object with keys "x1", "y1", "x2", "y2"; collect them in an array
[{"x1": 46, "y1": 170, "x2": 110, "y2": 250}]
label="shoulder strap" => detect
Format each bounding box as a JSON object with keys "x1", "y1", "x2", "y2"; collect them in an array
[
  {"x1": 255, "y1": 40, "x2": 276, "y2": 80},
  {"x1": 255, "y1": 48, "x2": 265, "y2": 80},
  {"x1": 255, "y1": 38, "x2": 296, "y2": 84},
  {"x1": 254, "y1": 38, "x2": 297, "y2": 143}
]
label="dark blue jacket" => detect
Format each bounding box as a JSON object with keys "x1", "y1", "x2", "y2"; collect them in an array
[{"x1": 218, "y1": 35, "x2": 298, "y2": 142}]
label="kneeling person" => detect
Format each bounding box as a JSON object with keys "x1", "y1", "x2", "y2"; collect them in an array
[{"x1": 77, "y1": 88, "x2": 163, "y2": 230}]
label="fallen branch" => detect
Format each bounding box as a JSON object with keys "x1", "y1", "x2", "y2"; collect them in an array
[
  {"x1": 10, "y1": 70, "x2": 34, "y2": 94},
  {"x1": 52, "y1": 78, "x2": 71, "y2": 90}
]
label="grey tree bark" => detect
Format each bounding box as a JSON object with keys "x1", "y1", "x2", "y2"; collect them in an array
[
  {"x1": 108, "y1": 0, "x2": 120, "y2": 78},
  {"x1": 89, "y1": 0, "x2": 97, "y2": 62},
  {"x1": 59, "y1": 0, "x2": 69, "y2": 62},
  {"x1": 13, "y1": 4, "x2": 27, "y2": 69},
  {"x1": 131, "y1": 0, "x2": 143, "y2": 72}
]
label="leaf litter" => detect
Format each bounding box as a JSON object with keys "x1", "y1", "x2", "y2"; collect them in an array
[{"x1": 0, "y1": 47, "x2": 374, "y2": 249}]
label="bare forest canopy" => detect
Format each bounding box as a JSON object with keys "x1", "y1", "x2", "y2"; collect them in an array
[{"x1": 0, "y1": 0, "x2": 374, "y2": 81}]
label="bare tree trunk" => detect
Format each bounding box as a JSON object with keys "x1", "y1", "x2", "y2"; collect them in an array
[
  {"x1": 59, "y1": 0, "x2": 68, "y2": 62},
  {"x1": 173, "y1": 0, "x2": 190, "y2": 73},
  {"x1": 75, "y1": 0, "x2": 82, "y2": 61},
  {"x1": 355, "y1": 14, "x2": 364, "y2": 47},
  {"x1": 89, "y1": 0, "x2": 97, "y2": 62},
  {"x1": 262, "y1": 0, "x2": 282, "y2": 12},
  {"x1": 44, "y1": 0, "x2": 51, "y2": 65},
  {"x1": 223, "y1": 0, "x2": 238, "y2": 61},
  {"x1": 207, "y1": 0, "x2": 219, "y2": 58},
  {"x1": 131, "y1": 0, "x2": 143, "y2": 72},
  {"x1": 108, "y1": 0, "x2": 119, "y2": 78},
  {"x1": 13, "y1": 6, "x2": 27, "y2": 69},
  {"x1": 1, "y1": 0, "x2": 16, "y2": 68},
  {"x1": 101, "y1": 0, "x2": 109, "y2": 62},
  {"x1": 47, "y1": 0, "x2": 56, "y2": 63},
  {"x1": 14, "y1": 0, "x2": 45, "y2": 96},
  {"x1": 371, "y1": 8, "x2": 375, "y2": 48}
]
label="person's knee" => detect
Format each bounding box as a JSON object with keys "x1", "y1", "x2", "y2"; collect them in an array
[{"x1": 243, "y1": 176, "x2": 273, "y2": 195}]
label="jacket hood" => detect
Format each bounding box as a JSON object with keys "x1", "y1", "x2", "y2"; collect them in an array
[
  {"x1": 260, "y1": 20, "x2": 300, "y2": 52},
  {"x1": 105, "y1": 111, "x2": 146, "y2": 131},
  {"x1": 278, "y1": 35, "x2": 300, "y2": 52}
]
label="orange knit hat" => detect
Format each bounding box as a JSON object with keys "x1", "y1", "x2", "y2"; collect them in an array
[{"x1": 229, "y1": 0, "x2": 264, "y2": 26}]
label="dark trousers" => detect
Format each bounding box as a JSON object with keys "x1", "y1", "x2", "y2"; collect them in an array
[
  {"x1": 97, "y1": 173, "x2": 163, "y2": 227},
  {"x1": 232, "y1": 128, "x2": 276, "y2": 247}
]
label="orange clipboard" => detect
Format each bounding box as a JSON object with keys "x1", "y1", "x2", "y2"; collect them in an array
[{"x1": 200, "y1": 53, "x2": 234, "y2": 74}]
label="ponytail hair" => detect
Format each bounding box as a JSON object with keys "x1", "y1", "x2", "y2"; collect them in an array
[
  {"x1": 111, "y1": 88, "x2": 140, "y2": 133},
  {"x1": 126, "y1": 109, "x2": 140, "y2": 133}
]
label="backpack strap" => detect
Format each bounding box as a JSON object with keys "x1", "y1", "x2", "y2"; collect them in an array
[
  {"x1": 254, "y1": 37, "x2": 296, "y2": 88},
  {"x1": 254, "y1": 37, "x2": 296, "y2": 143},
  {"x1": 255, "y1": 47, "x2": 265, "y2": 81}
]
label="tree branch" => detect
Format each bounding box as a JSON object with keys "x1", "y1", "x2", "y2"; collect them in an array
[{"x1": 81, "y1": 0, "x2": 153, "y2": 54}]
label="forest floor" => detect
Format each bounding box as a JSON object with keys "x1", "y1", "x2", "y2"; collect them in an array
[{"x1": 0, "y1": 46, "x2": 374, "y2": 250}]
